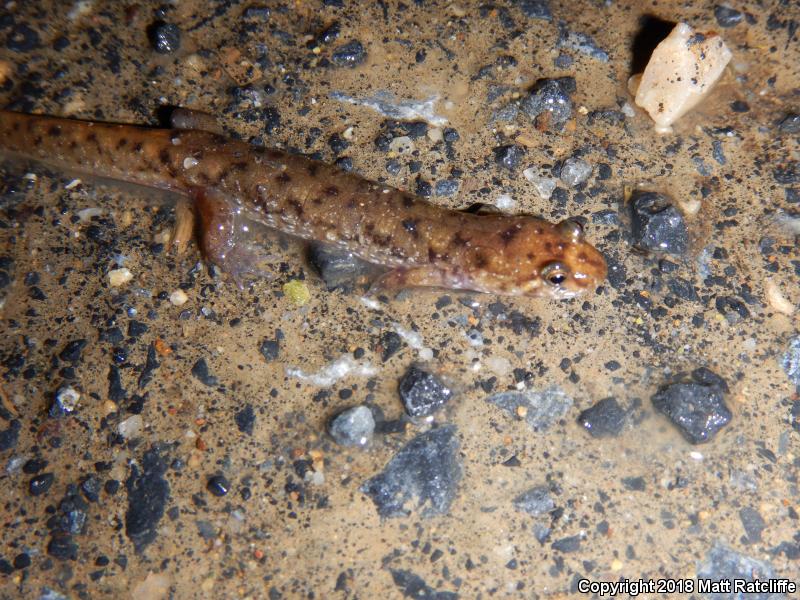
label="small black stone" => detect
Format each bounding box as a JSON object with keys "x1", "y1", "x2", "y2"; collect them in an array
[
  {"x1": 493, "y1": 144, "x2": 525, "y2": 170},
  {"x1": 29, "y1": 472, "x2": 55, "y2": 496},
  {"x1": 235, "y1": 404, "x2": 255, "y2": 435},
  {"x1": 730, "y1": 100, "x2": 749, "y2": 113},
  {"x1": 127, "y1": 320, "x2": 148, "y2": 338},
  {"x1": 259, "y1": 338, "x2": 280, "y2": 361},
  {"x1": 5, "y1": 23, "x2": 41, "y2": 52},
  {"x1": 398, "y1": 365, "x2": 453, "y2": 417},
  {"x1": 59, "y1": 339, "x2": 88, "y2": 363},
  {"x1": 521, "y1": 78, "x2": 574, "y2": 129},
  {"x1": 517, "y1": 0, "x2": 552, "y2": 21},
  {"x1": 629, "y1": 191, "x2": 688, "y2": 255},
  {"x1": 443, "y1": 128, "x2": 460, "y2": 143},
  {"x1": 551, "y1": 535, "x2": 582, "y2": 553},
  {"x1": 328, "y1": 133, "x2": 349, "y2": 155},
  {"x1": 47, "y1": 532, "x2": 78, "y2": 561},
  {"x1": 191, "y1": 358, "x2": 218, "y2": 386},
  {"x1": 0, "y1": 420, "x2": 21, "y2": 451},
  {"x1": 207, "y1": 475, "x2": 230, "y2": 497},
  {"x1": 331, "y1": 40, "x2": 366, "y2": 68},
  {"x1": 380, "y1": 331, "x2": 403, "y2": 362},
  {"x1": 621, "y1": 476, "x2": 646, "y2": 491},
  {"x1": 125, "y1": 449, "x2": 169, "y2": 553},
  {"x1": 104, "y1": 480, "x2": 120, "y2": 495},
  {"x1": 148, "y1": 21, "x2": 181, "y2": 54},
  {"x1": 23, "y1": 458, "x2": 47, "y2": 474},
  {"x1": 778, "y1": 113, "x2": 800, "y2": 134},
  {"x1": 714, "y1": 5, "x2": 743, "y2": 28},
  {"x1": 577, "y1": 397, "x2": 626, "y2": 438},
  {"x1": 513, "y1": 485, "x2": 555, "y2": 516},
  {"x1": 651, "y1": 370, "x2": 732, "y2": 444},
  {"x1": 13, "y1": 553, "x2": 30, "y2": 570}
]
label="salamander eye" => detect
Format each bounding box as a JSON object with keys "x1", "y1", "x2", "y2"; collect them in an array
[
  {"x1": 557, "y1": 219, "x2": 584, "y2": 242},
  {"x1": 541, "y1": 261, "x2": 570, "y2": 286}
]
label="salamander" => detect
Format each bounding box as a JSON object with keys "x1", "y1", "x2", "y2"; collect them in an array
[{"x1": 0, "y1": 109, "x2": 607, "y2": 298}]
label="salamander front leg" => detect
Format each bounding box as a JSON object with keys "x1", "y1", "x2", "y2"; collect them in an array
[
  {"x1": 367, "y1": 265, "x2": 453, "y2": 296},
  {"x1": 169, "y1": 198, "x2": 194, "y2": 254},
  {"x1": 192, "y1": 187, "x2": 277, "y2": 288}
]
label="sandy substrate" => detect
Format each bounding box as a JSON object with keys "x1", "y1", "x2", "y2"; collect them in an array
[{"x1": 0, "y1": 1, "x2": 798, "y2": 598}]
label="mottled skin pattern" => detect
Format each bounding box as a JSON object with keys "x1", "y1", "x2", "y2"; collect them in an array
[{"x1": 0, "y1": 110, "x2": 607, "y2": 297}]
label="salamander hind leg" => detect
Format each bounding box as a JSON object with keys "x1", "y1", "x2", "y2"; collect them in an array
[
  {"x1": 192, "y1": 187, "x2": 279, "y2": 288},
  {"x1": 169, "y1": 108, "x2": 225, "y2": 135}
]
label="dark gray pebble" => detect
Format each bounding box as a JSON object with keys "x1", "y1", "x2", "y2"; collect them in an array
[
  {"x1": 493, "y1": 144, "x2": 525, "y2": 170},
  {"x1": 331, "y1": 40, "x2": 366, "y2": 68},
  {"x1": 621, "y1": 476, "x2": 646, "y2": 491},
  {"x1": 781, "y1": 336, "x2": 800, "y2": 386},
  {"x1": 739, "y1": 506, "x2": 766, "y2": 543},
  {"x1": 516, "y1": 0, "x2": 551, "y2": 21},
  {"x1": 380, "y1": 331, "x2": 403, "y2": 362},
  {"x1": 714, "y1": 5, "x2": 743, "y2": 28},
  {"x1": 46, "y1": 532, "x2": 78, "y2": 561},
  {"x1": 235, "y1": 404, "x2": 255, "y2": 435},
  {"x1": 521, "y1": 79, "x2": 574, "y2": 129},
  {"x1": 651, "y1": 369, "x2": 731, "y2": 444},
  {"x1": 5, "y1": 23, "x2": 40, "y2": 52},
  {"x1": 191, "y1": 358, "x2": 218, "y2": 386},
  {"x1": 207, "y1": 475, "x2": 230, "y2": 497},
  {"x1": 390, "y1": 569, "x2": 457, "y2": 600},
  {"x1": 29, "y1": 472, "x2": 55, "y2": 496},
  {"x1": 0, "y1": 419, "x2": 21, "y2": 451},
  {"x1": 630, "y1": 191, "x2": 688, "y2": 255},
  {"x1": 697, "y1": 543, "x2": 776, "y2": 600},
  {"x1": 361, "y1": 425, "x2": 461, "y2": 517},
  {"x1": 778, "y1": 113, "x2": 800, "y2": 134},
  {"x1": 434, "y1": 179, "x2": 459, "y2": 196},
  {"x1": 259, "y1": 338, "x2": 280, "y2": 361},
  {"x1": 59, "y1": 339, "x2": 88, "y2": 363},
  {"x1": 398, "y1": 365, "x2": 453, "y2": 417},
  {"x1": 551, "y1": 534, "x2": 582, "y2": 553},
  {"x1": 328, "y1": 405, "x2": 375, "y2": 447},
  {"x1": 513, "y1": 485, "x2": 555, "y2": 516},
  {"x1": 577, "y1": 397, "x2": 626, "y2": 438},
  {"x1": 125, "y1": 449, "x2": 169, "y2": 553},
  {"x1": 148, "y1": 21, "x2": 181, "y2": 54}
]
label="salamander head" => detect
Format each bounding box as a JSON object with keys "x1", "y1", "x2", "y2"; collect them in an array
[
  {"x1": 463, "y1": 218, "x2": 607, "y2": 298},
  {"x1": 516, "y1": 218, "x2": 607, "y2": 298}
]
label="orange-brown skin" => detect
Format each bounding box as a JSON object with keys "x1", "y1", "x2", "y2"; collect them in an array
[{"x1": 0, "y1": 110, "x2": 607, "y2": 297}]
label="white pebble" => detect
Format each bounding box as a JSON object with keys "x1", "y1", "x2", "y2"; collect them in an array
[
  {"x1": 108, "y1": 267, "x2": 133, "y2": 287},
  {"x1": 118, "y1": 414, "x2": 143, "y2": 439},
  {"x1": 765, "y1": 279, "x2": 795, "y2": 315},
  {"x1": 183, "y1": 157, "x2": 199, "y2": 169},
  {"x1": 170, "y1": 289, "x2": 189, "y2": 306}
]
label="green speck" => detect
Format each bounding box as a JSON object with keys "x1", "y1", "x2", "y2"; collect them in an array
[{"x1": 283, "y1": 280, "x2": 311, "y2": 306}]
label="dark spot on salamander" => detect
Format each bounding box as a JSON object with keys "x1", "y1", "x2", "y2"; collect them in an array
[
  {"x1": 33, "y1": 136, "x2": 42, "y2": 146},
  {"x1": 47, "y1": 125, "x2": 61, "y2": 137},
  {"x1": 324, "y1": 186, "x2": 339, "y2": 197},
  {"x1": 346, "y1": 198, "x2": 356, "y2": 209},
  {"x1": 451, "y1": 232, "x2": 469, "y2": 246},
  {"x1": 133, "y1": 142, "x2": 143, "y2": 153},
  {"x1": 526, "y1": 252, "x2": 535, "y2": 260},
  {"x1": 364, "y1": 222, "x2": 375, "y2": 233},
  {"x1": 544, "y1": 241, "x2": 553, "y2": 253},
  {"x1": 307, "y1": 163, "x2": 318, "y2": 177},
  {"x1": 288, "y1": 197, "x2": 303, "y2": 216},
  {"x1": 428, "y1": 247, "x2": 439, "y2": 262},
  {"x1": 500, "y1": 226, "x2": 520, "y2": 244},
  {"x1": 159, "y1": 148, "x2": 171, "y2": 165},
  {"x1": 69, "y1": 140, "x2": 77, "y2": 149},
  {"x1": 372, "y1": 233, "x2": 391, "y2": 247},
  {"x1": 402, "y1": 195, "x2": 414, "y2": 208},
  {"x1": 12, "y1": 122, "x2": 19, "y2": 131},
  {"x1": 390, "y1": 246, "x2": 405, "y2": 258},
  {"x1": 472, "y1": 250, "x2": 488, "y2": 269},
  {"x1": 116, "y1": 138, "x2": 127, "y2": 149},
  {"x1": 577, "y1": 252, "x2": 588, "y2": 263},
  {"x1": 232, "y1": 161, "x2": 248, "y2": 172},
  {"x1": 276, "y1": 172, "x2": 291, "y2": 184},
  {"x1": 86, "y1": 132, "x2": 97, "y2": 144},
  {"x1": 312, "y1": 197, "x2": 323, "y2": 205}
]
